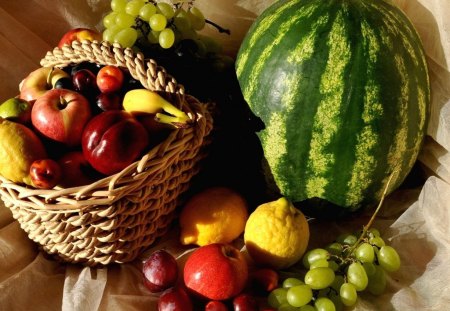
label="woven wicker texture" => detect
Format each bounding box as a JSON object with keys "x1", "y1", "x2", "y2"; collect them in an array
[{"x1": 0, "y1": 40, "x2": 213, "y2": 266}]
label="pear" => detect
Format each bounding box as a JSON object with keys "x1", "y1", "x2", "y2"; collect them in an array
[{"x1": 0, "y1": 97, "x2": 32, "y2": 124}]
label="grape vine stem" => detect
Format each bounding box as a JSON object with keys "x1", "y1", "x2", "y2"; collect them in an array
[{"x1": 347, "y1": 170, "x2": 397, "y2": 256}]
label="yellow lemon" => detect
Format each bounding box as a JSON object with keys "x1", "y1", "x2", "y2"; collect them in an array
[
  {"x1": 244, "y1": 197, "x2": 310, "y2": 269},
  {"x1": 179, "y1": 187, "x2": 248, "y2": 246},
  {"x1": 0, "y1": 118, "x2": 47, "y2": 186}
]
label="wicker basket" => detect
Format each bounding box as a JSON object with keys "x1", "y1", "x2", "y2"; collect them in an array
[{"x1": 0, "y1": 40, "x2": 213, "y2": 266}]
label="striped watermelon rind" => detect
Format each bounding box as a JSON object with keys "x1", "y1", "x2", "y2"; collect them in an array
[{"x1": 236, "y1": 0, "x2": 430, "y2": 214}]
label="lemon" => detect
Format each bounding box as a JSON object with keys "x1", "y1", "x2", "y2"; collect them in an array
[
  {"x1": 244, "y1": 197, "x2": 310, "y2": 269},
  {"x1": 179, "y1": 187, "x2": 248, "y2": 246},
  {"x1": 0, "y1": 118, "x2": 47, "y2": 185}
]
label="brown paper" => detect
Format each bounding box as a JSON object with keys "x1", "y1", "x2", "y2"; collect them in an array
[{"x1": 0, "y1": 0, "x2": 449, "y2": 310}]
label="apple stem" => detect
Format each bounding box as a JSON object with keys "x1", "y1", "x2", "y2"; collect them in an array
[
  {"x1": 155, "y1": 113, "x2": 192, "y2": 129},
  {"x1": 59, "y1": 96, "x2": 68, "y2": 110}
]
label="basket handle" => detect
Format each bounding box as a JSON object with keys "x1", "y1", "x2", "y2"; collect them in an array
[{"x1": 40, "y1": 40, "x2": 185, "y2": 96}]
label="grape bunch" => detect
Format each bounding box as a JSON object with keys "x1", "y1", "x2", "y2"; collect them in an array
[
  {"x1": 267, "y1": 228, "x2": 401, "y2": 311},
  {"x1": 102, "y1": 0, "x2": 222, "y2": 52}
]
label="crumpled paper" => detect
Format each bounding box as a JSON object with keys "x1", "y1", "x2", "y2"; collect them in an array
[{"x1": 0, "y1": 0, "x2": 449, "y2": 310}]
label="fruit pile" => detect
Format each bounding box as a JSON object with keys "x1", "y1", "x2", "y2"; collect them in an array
[
  {"x1": 138, "y1": 186, "x2": 401, "y2": 311},
  {"x1": 0, "y1": 60, "x2": 190, "y2": 189}
]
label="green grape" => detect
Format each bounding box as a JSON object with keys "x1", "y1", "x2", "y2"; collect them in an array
[
  {"x1": 310, "y1": 258, "x2": 329, "y2": 269},
  {"x1": 363, "y1": 262, "x2": 376, "y2": 277},
  {"x1": 267, "y1": 288, "x2": 288, "y2": 308},
  {"x1": 355, "y1": 242, "x2": 375, "y2": 263},
  {"x1": 330, "y1": 274, "x2": 344, "y2": 291},
  {"x1": 125, "y1": 0, "x2": 146, "y2": 16},
  {"x1": 302, "y1": 248, "x2": 329, "y2": 269},
  {"x1": 113, "y1": 27, "x2": 138, "y2": 48},
  {"x1": 173, "y1": 10, "x2": 191, "y2": 32},
  {"x1": 157, "y1": 2, "x2": 175, "y2": 19},
  {"x1": 115, "y1": 12, "x2": 136, "y2": 28},
  {"x1": 329, "y1": 291, "x2": 344, "y2": 311},
  {"x1": 369, "y1": 228, "x2": 381, "y2": 237},
  {"x1": 339, "y1": 283, "x2": 357, "y2": 307},
  {"x1": 325, "y1": 242, "x2": 343, "y2": 255},
  {"x1": 378, "y1": 245, "x2": 401, "y2": 272},
  {"x1": 103, "y1": 25, "x2": 123, "y2": 43},
  {"x1": 300, "y1": 305, "x2": 316, "y2": 311},
  {"x1": 336, "y1": 233, "x2": 357, "y2": 246},
  {"x1": 139, "y1": 3, "x2": 157, "y2": 20},
  {"x1": 283, "y1": 277, "x2": 304, "y2": 288},
  {"x1": 278, "y1": 303, "x2": 300, "y2": 311},
  {"x1": 147, "y1": 30, "x2": 160, "y2": 44},
  {"x1": 314, "y1": 297, "x2": 336, "y2": 311},
  {"x1": 367, "y1": 265, "x2": 387, "y2": 295},
  {"x1": 347, "y1": 262, "x2": 368, "y2": 291},
  {"x1": 369, "y1": 236, "x2": 385, "y2": 248},
  {"x1": 328, "y1": 260, "x2": 339, "y2": 272},
  {"x1": 149, "y1": 13, "x2": 167, "y2": 31},
  {"x1": 286, "y1": 285, "x2": 313, "y2": 307},
  {"x1": 159, "y1": 28, "x2": 175, "y2": 49},
  {"x1": 188, "y1": 7, "x2": 206, "y2": 31},
  {"x1": 198, "y1": 35, "x2": 222, "y2": 54},
  {"x1": 103, "y1": 12, "x2": 118, "y2": 28},
  {"x1": 111, "y1": 0, "x2": 127, "y2": 12},
  {"x1": 304, "y1": 267, "x2": 335, "y2": 290}
]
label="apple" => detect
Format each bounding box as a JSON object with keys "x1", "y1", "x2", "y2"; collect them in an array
[
  {"x1": 57, "y1": 151, "x2": 101, "y2": 187},
  {"x1": 57, "y1": 28, "x2": 102, "y2": 48},
  {"x1": 29, "y1": 159, "x2": 62, "y2": 189},
  {"x1": 233, "y1": 293, "x2": 258, "y2": 311},
  {"x1": 158, "y1": 286, "x2": 193, "y2": 311},
  {"x1": 183, "y1": 243, "x2": 249, "y2": 301},
  {"x1": 249, "y1": 268, "x2": 279, "y2": 294},
  {"x1": 19, "y1": 67, "x2": 70, "y2": 102},
  {"x1": 205, "y1": 301, "x2": 228, "y2": 311},
  {"x1": 31, "y1": 89, "x2": 92, "y2": 147},
  {"x1": 81, "y1": 110, "x2": 149, "y2": 175},
  {"x1": 142, "y1": 250, "x2": 179, "y2": 293},
  {"x1": 96, "y1": 65, "x2": 124, "y2": 93}
]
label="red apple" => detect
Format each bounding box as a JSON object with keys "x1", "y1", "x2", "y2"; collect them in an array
[
  {"x1": 183, "y1": 243, "x2": 248, "y2": 301},
  {"x1": 31, "y1": 89, "x2": 92, "y2": 147},
  {"x1": 249, "y1": 268, "x2": 279, "y2": 294},
  {"x1": 19, "y1": 67, "x2": 70, "y2": 102},
  {"x1": 57, "y1": 28, "x2": 102, "y2": 48},
  {"x1": 57, "y1": 151, "x2": 100, "y2": 187},
  {"x1": 233, "y1": 293, "x2": 258, "y2": 311},
  {"x1": 30, "y1": 159, "x2": 62, "y2": 189},
  {"x1": 81, "y1": 110, "x2": 149, "y2": 175},
  {"x1": 96, "y1": 65, "x2": 124, "y2": 93},
  {"x1": 143, "y1": 250, "x2": 179, "y2": 293},
  {"x1": 158, "y1": 286, "x2": 193, "y2": 311},
  {"x1": 205, "y1": 301, "x2": 228, "y2": 311}
]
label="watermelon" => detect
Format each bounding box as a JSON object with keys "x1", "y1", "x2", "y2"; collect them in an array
[{"x1": 235, "y1": 0, "x2": 430, "y2": 215}]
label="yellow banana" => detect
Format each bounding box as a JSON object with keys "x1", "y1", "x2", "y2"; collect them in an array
[{"x1": 123, "y1": 89, "x2": 191, "y2": 127}]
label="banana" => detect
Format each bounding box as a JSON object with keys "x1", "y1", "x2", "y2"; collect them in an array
[{"x1": 123, "y1": 89, "x2": 191, "y2": 127}]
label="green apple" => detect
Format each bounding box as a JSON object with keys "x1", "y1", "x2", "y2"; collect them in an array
[{"x1": 0, "y1": 97, "x2": 32, "y2": 124}]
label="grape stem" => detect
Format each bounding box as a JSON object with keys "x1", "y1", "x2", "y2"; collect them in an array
[
  {"x1": 205, "y1": 19, "x2": 231, "y2": 35},
  {"x1": 347, "y1": 170, "x2": 397, "y2": 256}
]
